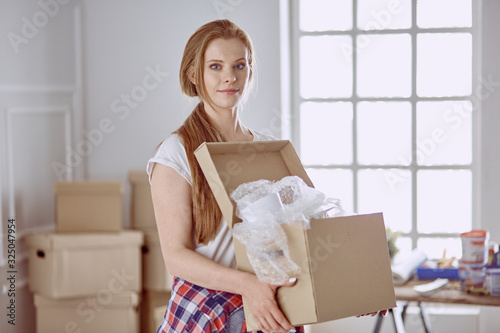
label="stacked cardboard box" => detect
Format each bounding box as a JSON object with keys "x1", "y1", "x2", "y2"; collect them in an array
[
  {"x1": 33, "y1": 286, "x2": 140, "y2": 333},
  {"x1": 128, "y1": 171, "x2": 172, "y2": 333},
  {"x1": 54, "y1": 181, "x2": 124, "y2": 232},
  {"x1": 140, "y1": 289, "x2": 171, "y2": 333},
  {"x1": 26, "y1": 181, "x2": 143, "y2": 333}
]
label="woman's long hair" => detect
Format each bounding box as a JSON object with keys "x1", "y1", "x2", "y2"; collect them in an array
[{"x1": 174, "y1": 19, "x2": 255, "y2": 245}]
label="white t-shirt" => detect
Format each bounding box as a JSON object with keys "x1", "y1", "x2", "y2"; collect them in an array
[{"x1": 146, "y1": 129, "x2": 277, "y2": 268}]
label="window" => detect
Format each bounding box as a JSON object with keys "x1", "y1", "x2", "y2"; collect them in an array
[{"x1": 290, "y1": 0, "x2": 478, "y2": 261}]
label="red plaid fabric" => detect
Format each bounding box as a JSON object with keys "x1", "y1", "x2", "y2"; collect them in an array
[{"x1": 157, "y1": 277, "x2": 305, "y2": 333}]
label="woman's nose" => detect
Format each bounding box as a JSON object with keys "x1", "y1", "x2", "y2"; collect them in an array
[{"x1": 223, "y1": 70, "x2": 236, "y2": 83}]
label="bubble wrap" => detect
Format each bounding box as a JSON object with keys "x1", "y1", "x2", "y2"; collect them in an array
[{"x1": 230, "y1": 176, "x2": 345, "y2": 284}]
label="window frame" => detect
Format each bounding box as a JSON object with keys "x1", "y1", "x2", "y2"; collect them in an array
[{"x1": 287, "y1": 0, "x2": 481, "y2": 252}]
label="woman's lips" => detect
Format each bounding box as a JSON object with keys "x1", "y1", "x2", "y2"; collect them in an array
[{"x1": 218, "y1": 89, "x2": 239, "y2": 95}]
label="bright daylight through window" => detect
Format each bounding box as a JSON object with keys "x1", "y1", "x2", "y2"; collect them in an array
[{"x1": 292, "y1": 0, "x2": 476, "y2": 262}]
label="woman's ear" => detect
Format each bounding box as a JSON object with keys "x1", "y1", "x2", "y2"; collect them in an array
[{"x1": 188, "y1": 66, "x2": 196, "y2": 85}]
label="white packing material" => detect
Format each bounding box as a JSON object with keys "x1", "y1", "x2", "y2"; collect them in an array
[
  {"x1": 230, "y1": 176, "x2": 345, "y2": 284},
  {"x1": 392, "y1": 248, "x2": 428, "y2": 285}
]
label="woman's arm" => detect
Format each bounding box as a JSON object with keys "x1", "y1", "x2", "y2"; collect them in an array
[{"x1": 150, "y1": 163, "x2": 295, "y2": 333}]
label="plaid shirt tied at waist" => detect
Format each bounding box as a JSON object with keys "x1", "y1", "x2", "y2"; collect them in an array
[{"x1": 157, "y1": 276, "x2": 305, "y2": 333}]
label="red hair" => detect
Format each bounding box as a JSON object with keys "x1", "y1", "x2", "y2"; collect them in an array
[{"x1": 175, "y1": 19, "x2": 255, "y2": 244}]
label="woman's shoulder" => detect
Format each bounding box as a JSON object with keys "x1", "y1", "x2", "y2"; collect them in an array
[
  {"x1": 251, "y1": 129, "x2": 280, "y2": 142},
  {"x1": 149, "y1": 133, "x2": 190, "y2": 170},
  {"x1": 147, "y1": 133, "x2": 191, "y2": 184},
  {"x1": 156, "y1": 133, "x2": 185, "y2": 154}
]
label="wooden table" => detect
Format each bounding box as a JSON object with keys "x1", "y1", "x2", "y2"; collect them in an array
[{"x1": 373, "y1": 279, "x2": 500, "y2": 333}]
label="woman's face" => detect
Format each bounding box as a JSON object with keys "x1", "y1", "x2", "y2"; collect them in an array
[{"x1": 200, "y1": 37, "x2": 250, "y2": 113}]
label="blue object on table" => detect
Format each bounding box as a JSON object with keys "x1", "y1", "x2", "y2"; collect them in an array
[{"x1": 417, "y1": 260, "x2": 460, "y2": 280}]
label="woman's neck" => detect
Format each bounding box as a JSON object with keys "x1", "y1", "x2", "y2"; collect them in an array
[{"x1": 203, "y1": 102, "x2": 253, "y2": 141}]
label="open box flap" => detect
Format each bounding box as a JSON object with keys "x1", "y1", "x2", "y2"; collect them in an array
[
  {"x1": 193, "y1": 143, "x2": 235, "y2": 228},
  {"x1": 194, "y1": 140, "x2": 313, "y2": 228}
]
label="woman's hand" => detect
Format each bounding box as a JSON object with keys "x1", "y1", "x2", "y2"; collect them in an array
[
  {"x1": 241, "y1": 275, "x2": 297, "y2": 333},
  {"x1": 356, "y1": 309, "x2": 388, "y2": 318}
]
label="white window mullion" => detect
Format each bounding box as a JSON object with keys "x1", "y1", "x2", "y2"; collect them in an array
[
  {"x1": 410, "y1": 0, "x2": 419, "y2": 249},
  {"x1": 471, "y1": 0, "x2": 482, "y2": 229},
  {"x1": 280, "y1": 0, "x2": 293, "y2": 141},
  {"x1": 352, "y1": 0, "x2": 359, "y2": 213},
  {"x1": 290, "y1": 0, "x2": 301, "y2": 154}
]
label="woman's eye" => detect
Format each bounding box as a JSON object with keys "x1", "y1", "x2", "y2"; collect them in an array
[
  {"x1": 235, "y1": 64, "x2": 246, "y2": 70},
  {"x1": 210, "y1": 64, "x2": 221, "y2": 70}
]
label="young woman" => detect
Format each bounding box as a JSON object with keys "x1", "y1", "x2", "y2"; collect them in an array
[{"x1": 147, "y1": 19, "x2": 303, "y2": 333}]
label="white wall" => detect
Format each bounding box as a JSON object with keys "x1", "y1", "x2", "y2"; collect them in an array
[
  {"x1": 1, "y1": 1, "x2": 79, "y2": 332},
  {"x1": 478, "y1": 1, "x2": 500, "y2": 330},
  {"x1": 480, "y1": 0, "x2": 500, "y2": 242},
  {"x1": 83, "y1": 0, "x2": 282, "y2": 177}
]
